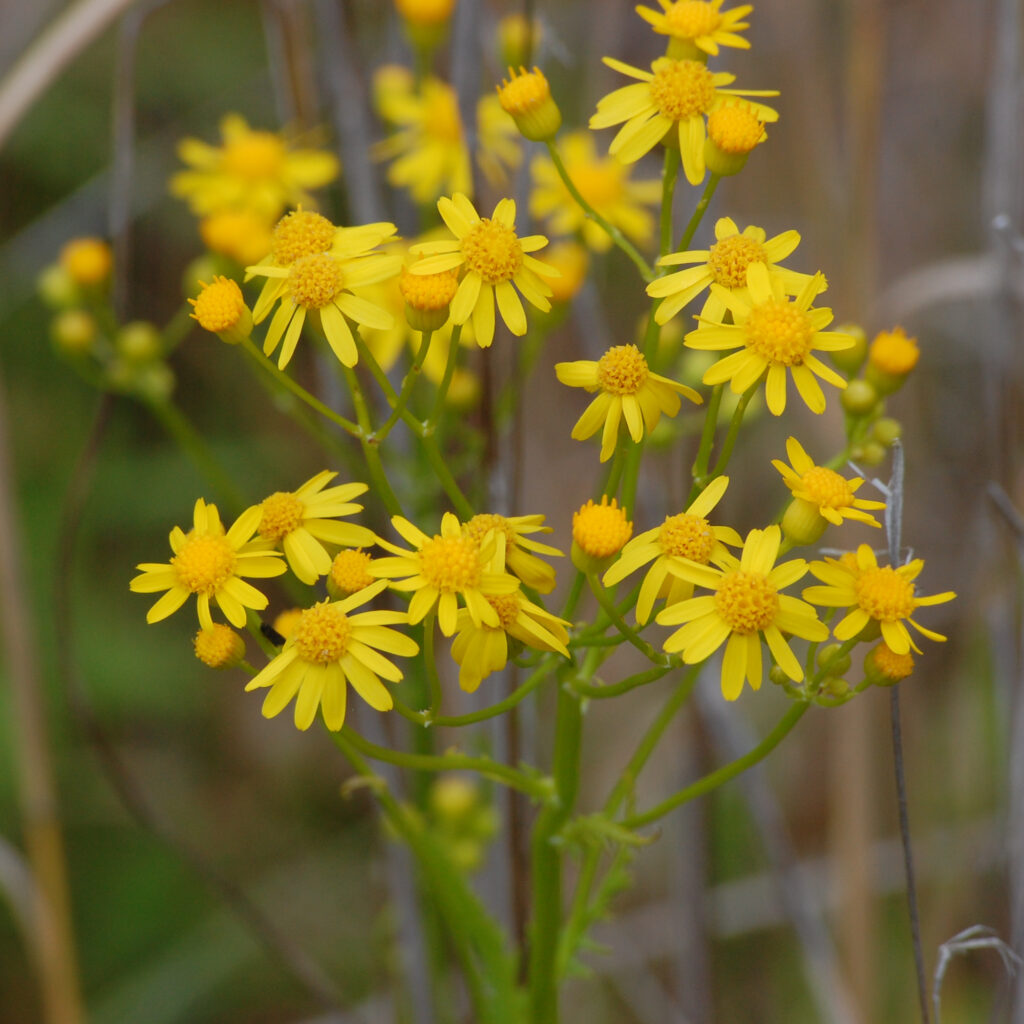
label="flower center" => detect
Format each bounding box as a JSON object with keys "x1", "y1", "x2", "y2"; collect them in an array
[
  {"x1": 424, "y1": 84, "x2": 463, "y2": 144},
  {"x1": 272, "y1": 210, "x2": 336, "y2": 265},
  {"x1": 714, "y1": 570, "x2": 779, "y2": 633},
  {"x1": 486, "y1": 593, "x2": 521, "y2": 631},
  {"x1": 745, "y1": 299, "x2": 815, "y2": 366},
  {"x1": 870, "y1": 642, "x2": 915, "y2": 681},
  {"x1": 330, "y1": 549, "x2": 375, "y2": 593},
  {"x1": 597, "y1": 344, "x2": 649, "y2": 395},
  {"x1": 294, "y1": 603, "x2": 353, "y2": 664},
  {"x1": 464, "y1": 513, "x2": 517, "y2": 551},
  {"x1": 461, "y1": 219, "x2": 524, "y2": 285},
  {"x1": 497, "y1": 67, "x2": 551, "y2": 115},
  {"x1": 420, "y1": 535, "x2": 482, "y2": 592},
  {"x1": 194, "y1": 624, "x2": 245, "y2": 669},
  {"x1": 172, "y1": 534, "x2": 237, "y2": 595},
  {"x1": 289, "y1": 252, "x2": 344, "y2": 308},
  {"x1": 258, "y1": 492, "x2": 305, "y2": 540},
  {"x1": 854, "y1": 566, "x2": 916, "y2": 622},
  {"x1": 571, "y1": 160, "x2": 624, "y2": 209},
  {"x1": 707, "y1": 104, "x2": 764, "y2": 154},
  {"x1": 190, "y1": 276, "x2": 246, "y2": 332},
  {"x1": 400, "y1": 265, "x2": 458, "y2": 310},
  {"x1": 666, "y1": 1, "x2": 722, "y2": 37},
  {"x1": 869, "y1": 327, "x2": 919, "y2": 375},
  {"x1": 800, "y1": 466, "x2": 854, "y2": 509},
  {"x1": 648, "y1": 58, "x2": 717, "y2": 122},
  {"x1": 707, "y1": 235, "x2": 766, "y2": 288},
  {"x1": 222, "y1": 132, "x2": 287, "y2": 179},
  {"x1": 659, "y1": 513, "x2": 716, "y2": 562},
  {"x1": 573, "y1": 497, "x2": 632, "y2": 558}
]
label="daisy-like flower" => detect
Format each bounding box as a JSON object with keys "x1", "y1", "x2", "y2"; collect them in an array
[
  {"x1": 251, "y1": 471, "x2": 377, "y2": 585},
  {"x1": 686, "y1": 262, "x2": 854, "y2": 415},
  {"x1": 130, "y1": 499, "x2": 286, "y2": 629},
  {"x1": 369, "y1": 512, "x2": 520, "y2": 636},
  {"x1": 556, "y1": 343, "x2": 703, "y2": 462},
  {"x1": 636, "y1": 0, "x2": 753, "y2": 59},
  {"x1": 530, "y1": 132, "x2": 662, "y2": 253},
  {"x1": 245, "y1": 579, "x2": 418, "y2": 731},
  {"x1": 170, "y1": 113, "x2": 339, "y2": 219},
  {"x1": 408, "y1": 194, "x2": 558, "y2": 348},
  {"x1": 803, "y1": 545, "x2": 956, "y2": 656},
  {"x1": 772, "y1": 437, "x2": 886, "y2": 532},
  {"x1": 198, "y1": 208, "x2": 275, "y2": 267},
  {"x1": 572, "y1": 496, "x2": 633, "y2": 570},
  {"x1": 589, "y1": 56, "x2": 778, "y2": 184},
  {"x1": 657, "y1": 525, "x2": 829, "y2": 700},
  {"x1": 246, "y1": 217, "x2": 400, "y2": 368},
  {"x1": 189, "y1": 276, "x2": 253, "y2": 345},
  {"x1": 463, "y1": 512, "x2": 563, "y2": 594},
  {"x1": 647, "y1": 216, "x2": 812, "y2": 325},
  {"x1": 603, "y1": 475, "x2": 741, "y2": 623},
  {"x1": 449, "y1": 537, "x2": 570, "y2": 692}
]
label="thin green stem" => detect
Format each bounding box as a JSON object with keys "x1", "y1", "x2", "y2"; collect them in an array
[
  {"x1": 624, "y1": 701, "x2": 810, "y2": 829},
  {"x1": 372, "y1": 329, "x2": 434, "y2": 442},
  {"x1": 421, "y1": 612, "x2": 443, "y2": 718},
  {"x1": 354, "y1": 336, "x2": 401, "y2": 409},
  {"x1": 659, "y1": 146, "x2": 681, "y2": 258},
  {"x1": 571, "y1": 663, "x2": 671, "y2": 698},
  {"x1": 675, "y1": 173, "x2": 721, "y2": 252},
  {"x1": 689, "y1": 383, "x2": 723, "y2": 498},
  {"x1": 586, "y1": 573, "x2": 668, "y2": 666},
  {"x1": 706, "y1": 380, "x2": 759, "y2": 479},
  {"x1": 545, "y1": 141, "x2": 653, "y2": 282},
  {"x1": 427, "y1": 324, "x2": 463, "y2": 427}
]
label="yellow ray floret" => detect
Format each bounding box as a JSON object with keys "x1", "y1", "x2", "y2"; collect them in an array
[{"x1": 635, "y1": 0, "x2": 753, "y2": 57}]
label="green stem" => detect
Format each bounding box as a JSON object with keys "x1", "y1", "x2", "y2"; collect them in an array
[
  {"x1": 545, "y1": 140, "x2": 653, "y2": 282},
  {"x1": 706, "y1": 380, "x2": 759, "y2": 478},
  {"x1": 571, "y1": 663, "x2": 670, "y2": 698},
  {"x1": 624, "y1": 701, "x2": 810, "y2": 829},
  {"x1": 586, "y1": 573, "x2": 668, "y2": 666},
  {"x1": 427, "y1": 324, "x2": 463, "y2": 427},
  {"x1": 354, "y1": 336, "x2": 402, "y2": 409},
  {"x1": 372, "y1": 329, "x2": 434, "y2": 442},
  {"x1": 421, "y1": 612, "x2": 443, "y2": 718},
  {"x1": 689, "y1": 383, "x2": 724, "y2": 496},
  {"x1": 675, "y1": 173, "x2": 721, "y2": 252},
  {"x1": 161, "y1": 303, "x2": 196, "y2": 354},
  {"x1": 659, "y1": 146, "x2": 681, "y2": 258}
]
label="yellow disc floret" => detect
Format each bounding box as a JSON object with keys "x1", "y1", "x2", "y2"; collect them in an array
[
  {"x1": 706, "y1": 103, "x2": 764, "y2": 154},
  {"x1": 258, "y1": 492, "x2": 306, "y2": 541},
  {"x1": 189, "y1": 276, "x2": 249, "y2": 333},
  {"x1": 194, "y1": 624, "x2": 246, "y2": 669},
  {"x1": 60, "y1": 237, "x2": 112, "y2": 286},
  {"x1": 714, "y1": 571, "x2": 779, "y2": 633},
  {"x1": 289, "y1": 252, "x2": 344, "y2": 308},
  {"x1": 707, "y1": 234, "x2": 766, "y2": 288},
  {"x1": 854, "y1": 566, "x2": 916, "y2": 622},
  {"x1": 420, "y1": 535, "x2": 483, "y2": 592},
  {"x1": 659, "y1": 513, "x2": 716, "y2": 563},
  {"x1": 294, "y1": 602, "x2": 353, "y2": 664},
  {"x1": 596, "y1": 344, "x2": 649, "y2": 395},
  {"x1": 648, "y1": 58, "x2": 716, "y2": 121},
  {"x1": 486, "y1": 593, "x2": 521, "y2": 631},
  {"x1": 461, "y1": 219, "x2": 524, "y2": 284},
  {"x1": 464, "y1": 513, "x2": 516, "y2": 550},
  {"x1": 868, "y1": 642, "x2": 915, "y2": 683},
  {"x1": 868, "y1": 326, "x2": 919, "y2": 375},
  {"x1": 667, "y1": 1, "x2": 722, "y2": 37},
  {"x1": 745, "y1": 300, "x2": 815, "y2": 365},
  {"x1": 172, "y1": 535, "x2": 238, "y2": 595},
  {"x1": 272, "y1": 209, "x2": 337, "y2": 265},
  {"x1": 399, "y1": 265, "x2": 458, "y2": 311},
  {"x1": 330, "y1": 549, "x2": 375, "y2": 594},
  {"x1": 222, "y1": 131, "x2": 286, "y2": 179},
  {"x1": 573, "y1": 496, "x2": 633, "y2": 560},
  {"x1": 799, "y1": 466, "x2": 854, "y2": 509}
]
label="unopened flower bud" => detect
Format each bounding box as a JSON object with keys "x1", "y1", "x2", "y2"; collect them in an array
[
  {"x1": 781, "y1": 498, "x2": 827, "y2": 547},
  {"x1": 871, "y1": 417, "x2": 903, "y2": 447},
  {"x1": 116, "y1": 321, "x2": 163, "y2": 363},
  {"x1": 399, "y1": 265, "x2": 457, "y2": 332},
  {"x1": 60, "y1": 237, "x2": 112, "y2": 287},
  {"x1": 704, "y1": 102, "x2": 766, "y2": 176},
  {"x1": 571, "y1": 496, "x2": 632, "y2": 572},
  {"x1": 497, "y1": 66, "x2": 561, "y2": 142},
  {"x1": 188, "y1": 276, "x2": 252, "y2": 344},
  {"x1": 864, "y1": 642, "x2": 914, "y2": 686},
  {"x1": 829, "y1": 323, "x2": 867, "y2": 374},
  {"x1": 840, "y1": 378, "x2": 879, "y2": 417},
  {"x1": 816, "y1": 643, "x2": 851, "y2": 677},
  {"x1": 51, "y1": 309, "x2": 97, "y2": 355},
  {"x1": 194, "y1": 624, "x2": 246, "y2": 669},
  {"x1": 866, "y1": 327, "x2": 919, "y2": 394}
]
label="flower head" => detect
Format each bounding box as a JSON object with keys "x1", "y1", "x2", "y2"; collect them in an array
[
  {"x1": 329, "y1": 549, "x2": 377, "y2": 596},
  {"x1": 246, "y1": 216, "x2": 400, "y2": 368},
  {"x1": 60, "y1": 237, "x2": 112, "y2": 286},
  {"x1": 647, "y1": 217, "x2": 812, "y2": 326},
  {"x1": 603, "y1": 475, "x2": 741, "y2": 622},
  {"x1": 636, "y1": 0, "x2": 753, "y2": 59},
  {"x1": 170, "y1": 114, "x2": 339, "y2": 219},
  {"x1": 530, "y1": 132, "x2": 661, "y2": 253},
  {"x1": 589, "y1": 56, "x2": 777, "y2": 183},
  {"x1": 773, "y1": 437, "x2": 885, "y2": 531},
  {"x1": 685, "y1": 262, "x2": 853, "y2": 415},
  {"x1": 194, "y1": 624, "x2": 247, "y2": 669},
  {"x1": 704, "y1": 101, "x2": 767, "y2": 175},
  {"x1": 395, "y1": 0, "x2": 454, "y2": 25},
  {"x1": 245, "y1": 579, "x2": 418, "y2": 731},
  {"x1": 199, "y1": 209, "x2": 274, "y2": 266},
  {"x1": 803, "y1": 545, "x2": 956, "y2": 655},
  {"x1": 657, "y1": 525, "x2": 829, "y2": 699},
  {"x1": 572, "y1": 496, "x2": 633, "y2": 567},
  {"x1": 250, "y1": 471, "x2": 376, "y2": 585},
  {"x1": 556, "y1": 343, "x2": 702, "y2": 462},
  {"x1": 463, "y1": 512, "x2": 563, "y2": 594},
  {"x1": 867, "y1": 326, "x2": 919, "y2": 394},
  {"x1": 370, "y1": 512, "x2": 520, "y2": 636},
  {"x1": 409, "y1": 194, "x2": 557, "y2": 348},
  {"x1": 865, "y1": 641, "x2": 915, "y2": 684},
  {"x1": 130, "y1": 498, "x2": 286, "y2": 629},
  {"x1": 497, "y1": 66, "x2": 561, "y2": 141},
  {"x1": 189, "y1": 276, "x2": 253, "y2": 344}
]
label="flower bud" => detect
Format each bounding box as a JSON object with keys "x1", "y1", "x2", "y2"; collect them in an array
[
  {"x1": 51, "y1": 309, "x2": 97, "y2": 355},
  {"x1": 816, "y1": 643, "x2": 851, "y2": 677},
  {"x1": 59, "y1": 237, "x2": 112, "y2": 287},
  {"x1": 399, "y1": 265, "x2": 457, "y2": 332},
  {"x1": 871, "y1": 417, "x2": 902, "y2": 447},
  {"x1": 851, "y1": 440, "x2": 887, "y2": 467},
  {"x1": 840, "y1": 378, "x2": 879, "y2": 417},
  {"x1": 37, "y1": 264, "x2": 80, "y2": 309},
  {"x1": 498, "y1": 14, "x2": 542, "y2": 70},
  {"x1": 704, "y1": 102, "x2": 766, "y2": 177},
  {"x1": 866, "y1": 327, "x2": 919, "y2": 394},
  {"x1": 828, "y1": 323, "x2": 867, "y2": 374},
  {"x1": 194, "y1": 624, "x2": 246, "y2": 669},
  {"x1": 571, "y1": 496, "x2": 632, "y2": 573},
  {"x1": 864, "y1": 642, "x2": 914, "y2": 686},
  {"x1": 497, "y1": 66, "x2": 561, "y2": 142},
  {"x1": 188, "y1": 276, "x2": 252, "y2": 344},
  {"x1": 116, "y1": 321, "x2": 163, "y2": 363},
  {"x1": 780, "y1": 498, "x2": 827, "y2": 547}
]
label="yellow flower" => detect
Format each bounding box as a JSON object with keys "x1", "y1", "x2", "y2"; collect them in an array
[
  {"x1": 463, "y1": 512, "x2": 563, "y2": 594},
  {"x1": 60, "y1": 237, "x2": 112, "y2": 286},
  {"x1": 603, "y1": 475, "x2": 741, "y2": 622},
  {"x1": 246, "y1": 218, "x2": 400, "y2": 368},
  {"x1": 704, "y1": 100, "x2": 767, "y2": 175},
  {"x1": 803, "y1": 545, "x2": 956, "y2": 655},
  {"x1": 329, "y1": 549, "x2": 377, "y2": 596},
  {"x1": 636, "y1": 0, "x2": 753, "y2": 58},
  {"x1": 194, "y1": 624, "x2": 246, "y2": 669},
  {"x1": 370, "y1": 512, "x2": 520, "y2": 636},
  {"x1": 647, "y1": 216, "x2": 811, "y2": 325},
  {"x1": 188, "y1": 276, "x2": 252, "y2": 344},
  {"x1": 170, "y1": 114, "x2": 339, "y2": 219},
  {"x1": 556, "y1": 343, "x2": 702, "y2": 462},
  {"x1": 868, "y1": 326, "x2": 919, "y2": 375},
  {"x1": 409, "y1": 193, "x2": 557, "y2": 348},
  {"x1": 589, "y1": 56, "x2": 778, "y2": 183},
  {"x1": 530, "y1": 132, "x2": 661, "y2": 253},
  {"x1": 572, "y1": 496, "x2": 633, "y2": 568},
  {"x1": 657, "y1": 525, "x2": 828, "y2": 700},
  {"x1": 130, "y1": 498, "x2": 286, "y2": 629},
  {"x1": 395, "y1": 0, "x2": 454, "y2": 25},
  {"x1": 685, "y1": 262, "x2": 853, "y2": 415},
  {"x1": 199, "y1": 209, "x2": 274, "y2": 266},
  {"x1": 497, "y1": 66, "x2": 561, "y2": 141},
  {"x1": 245, "y1": 579, "x2": 418, "y2": 731},
  {"x1": 449, "y1": 537, "x2": 569, "y2": 692},
  {"x1": 250, "y1": 471, "x2": 377, "y2": 585},
  {"x1": 865, "y1": 641, "x2": 915, "y2": 684},
  {"x1": 772, "y1": 437, "x2": 885, "y2": 529}
]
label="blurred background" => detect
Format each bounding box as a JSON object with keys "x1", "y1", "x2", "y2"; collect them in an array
[{"x1": 0, "y1": 0, "x2": 1019, "y2": 1021}]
